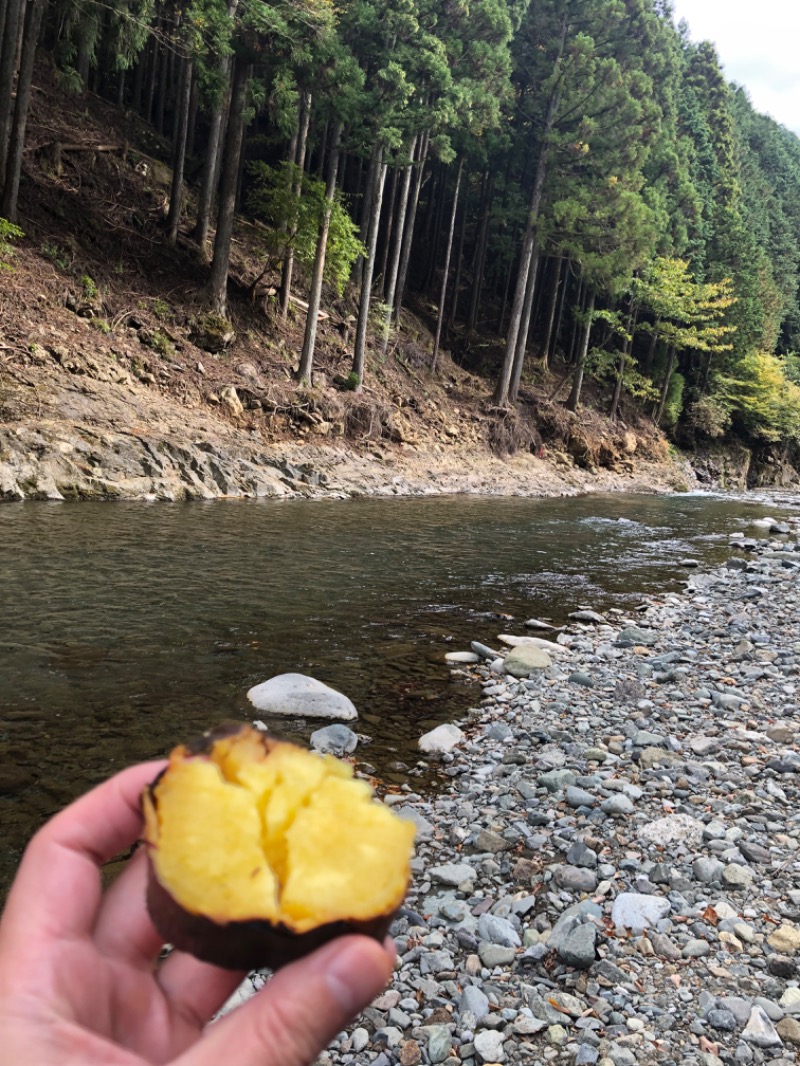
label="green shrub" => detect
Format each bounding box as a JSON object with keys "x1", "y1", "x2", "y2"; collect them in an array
[
  {"x1": 0, "y1": 218, "x2": 23, "y2": 270},
  {"x1": 248, "y1": 162, "x2": 364, "y2": 295}
]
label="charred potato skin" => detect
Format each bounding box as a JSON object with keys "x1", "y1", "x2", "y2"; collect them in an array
[
  {"x1": 141, "y1": 726, "x2": 407, "y2": 971},
  {"x1": 146, "y1": 865, "x2": 397, "y2": 971}
]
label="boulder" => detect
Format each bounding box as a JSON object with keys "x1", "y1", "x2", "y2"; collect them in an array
[{"x1": 247, "y1": 673, "x2": 357, "y2": 720}]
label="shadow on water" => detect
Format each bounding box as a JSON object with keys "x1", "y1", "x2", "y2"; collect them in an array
[{"x1": 0, "y1": 491, "x2": 792, "y2": 893}]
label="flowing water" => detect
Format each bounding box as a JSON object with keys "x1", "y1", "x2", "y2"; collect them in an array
[{"x1": 0, "y1": 491, "x2": 789, "y2": 893}]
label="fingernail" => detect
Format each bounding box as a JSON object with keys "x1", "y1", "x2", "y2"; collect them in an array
[{"x1": 325, "y1": 938, "x2": 390, "y2": 1015}]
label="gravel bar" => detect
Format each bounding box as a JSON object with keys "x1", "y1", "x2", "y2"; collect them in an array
[{"x1": 239, "y1": 511, "x2": 800, "y2": 1066}]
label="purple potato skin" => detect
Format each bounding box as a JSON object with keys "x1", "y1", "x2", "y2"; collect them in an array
[{"x1": 146, "y1": 858, "x2": 397, "y2": 972}]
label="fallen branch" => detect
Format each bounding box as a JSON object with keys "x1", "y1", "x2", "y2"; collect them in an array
[
  {"x1": 547, "y1": 370, "x2": 572, "y2": 403},
  {"x1": 45, "y1": 141, "x2": 126, "y2": 176}
]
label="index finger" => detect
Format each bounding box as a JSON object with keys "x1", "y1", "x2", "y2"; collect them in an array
[{"x1": 0, "y1": 760, "x2": 166, "y2": 950}]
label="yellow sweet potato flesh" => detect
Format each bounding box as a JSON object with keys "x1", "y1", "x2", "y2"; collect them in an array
[{"x1": 145, "y1": 728, "x2": 415, "y2": 934}]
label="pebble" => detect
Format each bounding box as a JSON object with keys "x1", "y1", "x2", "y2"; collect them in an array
[
  {"x1": 611, "y1": 893, "x2": 670, "y2": 931},
  {"x1": 769, "y1": 925, "x2": 800, "y2": 954},
  {"x1": 474, "y1": 1030, "x2": 505, "y2": 1063}
]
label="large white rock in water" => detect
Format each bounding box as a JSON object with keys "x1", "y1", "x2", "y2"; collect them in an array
[
  {"x1": 247, "y1": 673, "x2": 357, "y2": 720},
  {"x1": 419, "y1": 723, "x2": 464, "y2": 753},
  {"x1": 503, "y1": 644, "x2": 552, "y2": 677}
]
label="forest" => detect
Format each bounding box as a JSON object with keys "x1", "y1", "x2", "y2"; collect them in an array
[{"x1": 2, "y1": 0, "x2": 800, "y2": 463}]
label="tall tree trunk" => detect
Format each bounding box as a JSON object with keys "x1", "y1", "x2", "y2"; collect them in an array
[
  {"x1": 551, "y1": 258, "x2": 570, "y2": 362},
  {"x1": 565, "y1": 289, "x2": 595, "y2": 412},
  {"x1": 193, "y1": 88, "x2": 229, "y2": 252},
  {"x1": 497, "y1": 236, "x2": 516, "y2": 336},
  {"x1": 77, "y1": 24, "x2": 91, "y2": 91},
  {"x1": 0, "y1": 0, "x2": 10, "y2": 64},
  {"x1": 154, "y1": 35, "x2": 169, "y2": 134},
  {"x1": 642, "y1": 327, "x2": 658, "y2": 377},
  {"x1": 296, "y1": 123, "x2": 343, "y2": 385},
  {"x1": 206, "y1": 57, "x2": 251, "y2": 317},
  {"x1": 655, "y1": 343, "x2": 677, "y2": 424},
  {"x1": 316, "y1": 120, "x2": 328, "y2": 178},
  {"x1": 508, "y1": 238, "x2": 541, "y2": 403},
  {"x1": 541, "y1": 257, "x2": 563, "y2": 372},
  {"x1": 352, "y1": 152, "x2": 378, "y2": 288},
  {"x1": 447, "y1": 183, "x2": 468, "y2": 332},
  {"x1": 492, "y1": 15, "x2": 567, "y2": 406},
  {"x1": 0, "y1": 0, "x2": 44, "y2": 221},
  {"x1": 351, "y1": 148, "x2": 387, "y2": 388},
  {"x1": 394, "y1": 130, "x2": 429, "y2": 326},
  {"x1": 424, "y1": 163, "x2": 447, "y2": 292},
  {"x1": 186, "y1": 72, "x2": 198, "y2": 157},
  {"x1": 423, "y1": 160, "x2": 440, "y2": 245},
  {"x1": 432, "y1": 157, "x2": 464, "y2": 372},
  {"x1": 166, "y1": 54, "x2": 192, "y2": 245},
  {"x1": 279, "y1": 88, "x2": 312, "y2": 318},
  {"x1": 609, "y1": 306, "x2": 637, "y2": 420},
  {"x1": 0, "y1": 0, "x2": 23, "y2": 184},
  {"x1": 378, "y1": 163, "x2": 398, "y2": 295},
  {"x1": 380, "y1": 133, "x2": 417, "y2": 351},
  {"x1": 567, "y1": 279, "x2": 585, "y2": 364},
  {"x1": 131, "y1": 50, "x2": 145, "y2": 113},
  {"x1": 192, "y1": 0, "x2": 238, "y2": 251},
  {"x1": 467, "y1": 173, "x2": 494, "y2": 335},
  {"x1": 145, "y1": 35, "x2": 158, "y2": 124}
]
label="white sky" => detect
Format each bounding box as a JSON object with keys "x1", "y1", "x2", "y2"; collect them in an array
[{"x1": 670, "y1": 0, "x2": 800, "y2": 136}]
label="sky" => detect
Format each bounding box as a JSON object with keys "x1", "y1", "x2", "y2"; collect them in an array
[{"x1": 670, "y1": 0, "x2": 800, "y2": 137}]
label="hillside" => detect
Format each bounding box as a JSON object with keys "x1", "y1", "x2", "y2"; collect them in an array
[{"x1": 0, "y1": 66, "x2": 719, "y2": 501}]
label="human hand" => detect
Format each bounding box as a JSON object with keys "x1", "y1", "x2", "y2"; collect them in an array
[{"x1": 0, "y1": 762, "x2": 395, "y2": 1065}]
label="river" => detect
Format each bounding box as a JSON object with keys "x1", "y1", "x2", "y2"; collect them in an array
[{"x1": 0, "y1": 491, "x2": 790, "y2": 893}]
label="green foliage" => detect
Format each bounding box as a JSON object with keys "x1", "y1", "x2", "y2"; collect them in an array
[
  {"x1": 686, "y1": 395, "x2": 731, "y2": 438},
  {"x1": 588, "y1": 346, "x2": 658, "y2": 404},
  {"x1": 0, "y1": 218, "x2": 23, "y2": 271},
  {"x1": 662, "y1": 370, "x2": 685, "y2": 427},
  {"x1": 54, "y1": 67, "x2": 85, "y2": 96},
  {"x1": 143, "y1": 330, "x2": 174, "y2": 357},
  {"x1": 334, "y1": 371, "x2": 361, "y2": 391},
  {"x1": 633, "y1": 257, "x2": 736, "y2": 355},
  {"x1": 715, "y1": 351, "x2": 800, "y2": 445},
  {"x1": 785, "y1": 354, "x2": 800, "y2": 385},
  {"x1": 41, "y1": 242, "x2": 71, "y2": 271},
  {"x1": 81, "y1": 275, "x2": 98, "y2": 300},
  {"x1": 248, "y1": 162, "x2": 363, "y2": 294}
]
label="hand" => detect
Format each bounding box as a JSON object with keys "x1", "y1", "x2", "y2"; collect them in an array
[{"x1": 0, "y1": 762, "x2": 394, "y2": 1065}]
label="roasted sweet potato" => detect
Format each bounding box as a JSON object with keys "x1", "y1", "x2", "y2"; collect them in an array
[{"x1": 142, "y1": 725, "x2": 415, "y2": 970}]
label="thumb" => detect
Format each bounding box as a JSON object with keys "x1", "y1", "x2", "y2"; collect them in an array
[{"x1": 180, "y1": 936, "x2": 394, "y2": 1066}]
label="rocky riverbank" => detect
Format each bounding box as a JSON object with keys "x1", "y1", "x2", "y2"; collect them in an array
[
  {"x1": 0, "y1": 419, "x2": 693, "y2": 503},
  {"x1": 0, "y1": 312, "x2": 694, "y2": 502},
  {"x1": 251, "y1": 507, "x2": 800, "y2": 1066}
]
